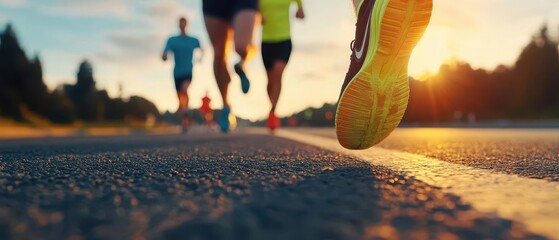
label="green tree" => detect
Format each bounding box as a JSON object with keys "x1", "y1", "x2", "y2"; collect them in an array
[
  {"x1": 65, "y1": 60, "x2": 99, "y2": 120},
  {"x1": 0, "y1": 23, "x2": 28, "y2": 120},
  {"x1": 512, "y1": 24, "x2": 559, "y2": 117}
]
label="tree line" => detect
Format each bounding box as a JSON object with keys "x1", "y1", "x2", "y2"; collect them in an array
[
  {"x1": 3, "y1": 23, "x2": 557, "y2": 126},
  {"x1": 405, "y1": 25, "x2": 559, "y2": 123},
  {"x1": 0, "y1": 24, "x2": 160, "y2": 124}
]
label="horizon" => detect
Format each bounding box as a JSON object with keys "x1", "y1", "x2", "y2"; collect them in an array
[{"x1": 1, "y1": 0, "x2": 558, "y2": 121}]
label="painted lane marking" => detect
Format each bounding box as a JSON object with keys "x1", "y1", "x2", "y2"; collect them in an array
[{"x1": 272, "y1": 129, "x2": 559, "y2": 239}]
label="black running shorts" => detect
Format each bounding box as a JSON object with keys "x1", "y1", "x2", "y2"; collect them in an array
[
  {"x1": 261, "y1": 39, "x2": 293, "y2": 70},
  {"x1": 202, "y1": 0, "x2": 258, "y2": 22},
  {"x1": 174, "y1": 74, "x2": 192, "y2": 92}
]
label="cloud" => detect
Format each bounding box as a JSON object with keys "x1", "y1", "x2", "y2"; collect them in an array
[
  {"x1": 94, "y1": 2, "x2": 190, "y2": 65},
  {"x1": 93, "y1": 0, "x2": 204, "y2": 79},
  {"x1": 0, "y1": 0, "x2": 26, "y2": 7},
  {"x1": 142, "y1": 0, "x2": 200, "y2": 26},
  {"x1": 97, "y1": 33, "x2": 164, "y2": 63},
  {"x1": 145, "y1": 0, "x2": 192, "y2": 18},
  {"x1": 42, "y1": 0, "x2": 134, "y2": 19},
  {"x1": 93, "y1": 30, "x2": 170, "y2": 97},
  {"x1": 95, "y1": 0, "x2": 200, "y2": 62}
]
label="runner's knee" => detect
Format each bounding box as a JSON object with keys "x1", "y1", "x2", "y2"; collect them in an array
[{"x1": 235, "y1": 44, "x2": 250, "y2": 58}]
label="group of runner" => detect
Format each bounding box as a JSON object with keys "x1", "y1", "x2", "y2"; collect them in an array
[
  {"x1": 162, "y1": 0, "x2": 433, "y2": 149},
  {"x1": 163, "y1": 0, "x2": 304, "y2": 133}
]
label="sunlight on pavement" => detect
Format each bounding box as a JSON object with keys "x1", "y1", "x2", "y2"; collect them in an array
[{"x1": 273, "y1": 129, "x2": 559, "y2": 239}]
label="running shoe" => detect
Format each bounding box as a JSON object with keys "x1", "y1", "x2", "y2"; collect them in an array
[
  {"x1": 267, "y1": 111, "x2": 280, "y2": 131},
  {"x1": 336, "y1": 0, "x2": 432, "y2": 149},
  {"x1": 234, "y1": 63, "x2": 250, "y2": 94},
  {"x1": 218, "y1": 107, "x2": 231, "y2": 133}
]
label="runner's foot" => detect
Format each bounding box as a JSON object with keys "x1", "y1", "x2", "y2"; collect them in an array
[
  {"x1": 267, "y1": 111, "x2": 280, "y2": 131},
  {"x1": 336, "y1": 0, "x2": 432, "y2": 149},
  {"x1": 234, "y1": 63, "x2": 250, "y2": 94},
  {"x1": 218, "y1": 107, "x2": 231, "y2": 133}
]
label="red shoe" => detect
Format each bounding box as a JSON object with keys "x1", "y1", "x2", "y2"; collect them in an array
[{"x1": 267, "y1": 112, "x2": 280, "y2": 131}]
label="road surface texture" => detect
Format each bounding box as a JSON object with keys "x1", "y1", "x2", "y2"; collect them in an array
[
  {"x1": 0, "y1": 128, "x2": 550, "y2": 240},
  {"x1": 297, "y1": 128, "x2": 559, "y2": 181}
]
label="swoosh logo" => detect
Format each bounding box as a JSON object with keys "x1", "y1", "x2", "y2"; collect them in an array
[{"x1": 355, "y1": 12, "x2": 372, "y2": 61}]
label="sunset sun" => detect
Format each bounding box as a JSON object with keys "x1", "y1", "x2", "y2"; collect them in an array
[{"x1": 408, "y1": 26, "x2": 453, "y2": 79}]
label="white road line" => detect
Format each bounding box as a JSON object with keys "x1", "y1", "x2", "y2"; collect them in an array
[{"x1": 273, "y1": 129, "x2": 559, "y2": 239}]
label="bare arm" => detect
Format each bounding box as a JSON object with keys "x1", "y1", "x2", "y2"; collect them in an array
[{"x1": 162, "y1": 38, "x2": 171, "y2": 61}]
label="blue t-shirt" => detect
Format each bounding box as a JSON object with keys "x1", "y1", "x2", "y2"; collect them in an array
[{"x1": 163, "y1": 35, "x2": 201, "y2": 77}]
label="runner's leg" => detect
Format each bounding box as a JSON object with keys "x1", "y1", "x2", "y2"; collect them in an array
[
  {"x1": 177, "y1": 81, "x2": 191, "y2": 111},
  {"x1": 177, "y1": 80, "x2": 191, "y2": 127},
  {"x1": 204, "y1": 16, "x2": 233, "y2": 108},
  {"x1": 267, "y1": 61, "x2": 287, "y2": 112},
  {"x1": 232, "y1": 10, "x2": 258, "y2": 67}
]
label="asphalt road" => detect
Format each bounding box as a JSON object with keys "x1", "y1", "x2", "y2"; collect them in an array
[
  {"x1": 0, "y1": 128, "x2": 549, "y2": 239},
  {"x1": 297, "y1": 128, "x2": 559, "y2": 181}
]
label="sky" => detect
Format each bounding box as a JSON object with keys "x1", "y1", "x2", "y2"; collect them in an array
[{"x1": 1, "y1": 0, "x2": 558, "y2": 121}]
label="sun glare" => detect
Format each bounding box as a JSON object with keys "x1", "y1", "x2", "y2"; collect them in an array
[{"x1": 408, "y1": 27, "x2": 452, "y2": 80}]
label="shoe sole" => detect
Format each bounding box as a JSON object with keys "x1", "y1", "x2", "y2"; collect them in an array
[{"x1": 336, "y1": 0, "x2": 432, "y2": 149}]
